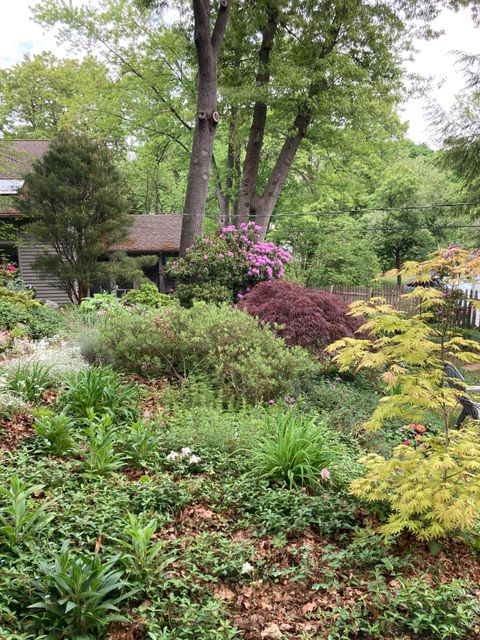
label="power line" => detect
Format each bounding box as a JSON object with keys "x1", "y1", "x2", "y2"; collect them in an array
[{"x1": 130, "y1": 201, "x2": 480, "y2": 219}]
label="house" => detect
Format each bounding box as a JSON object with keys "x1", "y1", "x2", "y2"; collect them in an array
[{"x1": 0, "y1": 139, "x2": 181, "y2": 303}]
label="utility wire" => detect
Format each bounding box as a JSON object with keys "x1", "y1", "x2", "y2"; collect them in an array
[{"x1": 129, "y1": 201, "x2": 480, "y2": 219}]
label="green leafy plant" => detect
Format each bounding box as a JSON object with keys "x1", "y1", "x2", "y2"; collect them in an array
[
  {"x1": 6, "y1": 361, "x2": 54, "y2": 403},
  {"x1": 83, "y1": 414, "x2": 124, "y2": 476},
  {"x1": 123, "y1": 420, "x2": 158, "y2": 469},
  {"x1": 30, "y1": 543, "x2": 130, "y2": 638},
  {"x1": 249, "y1": 410, "x2": 340, "y2": 489},
  {"x1": 328, "y1": 247, "x2": 480, "y2": 539},
  {"x1": 95, "y1": 303, "x2": 314, "y2": 403},
  {"x1": 0, "y1": 475, "x2": 54, "y2": 549},
  {"x1": 59, "y1": 366, "x2": 141, "y2": 423},
  {"x1": 122, "y1": 283, "x2": 174, "y2": 308},
  {"x1": 325, "y1": 575, "x2": 480, "y2": 639},
  {"x1": 33, "y1": 410, "x2": 74, "y2": 456},
  {"x1": 115, "y1": 512, "x2": 174, "y2": 582}
]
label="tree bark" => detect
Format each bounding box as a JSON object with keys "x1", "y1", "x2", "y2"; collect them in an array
[
  {"x1": 237, "y1": 6, "x2": 279, "y2": 225},
  {"x1": 180, "y1": 0, "x2": 231, "y2": 256},
  {"x1": 236, "y1": 5, "x2": 346, "y2": 236}
]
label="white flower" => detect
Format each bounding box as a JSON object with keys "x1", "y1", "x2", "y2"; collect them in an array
[
  {"x1": 241, "y1": 562, "x2": 254, "y2": 574},
  {"x1": 180, "y1": 447, "x2": 192, "y2": 457},
  {"x1": 166, "y1": 451, "x2": 179, "y2": 461},
  {"x1": 188, "y1": 455, "x2": 201, "y2": 465}
]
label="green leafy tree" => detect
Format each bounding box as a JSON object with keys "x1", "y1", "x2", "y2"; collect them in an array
[
  {"x1": 0, "y1": 52, "x2": 118, "y2": 140},
  {"x1": 32, "y1": 0, "x2": 478, "y2": 245},
  {"x1": 327, "y1": 246, "x2": 480, "y2": 539},
  {"x1": 365, "y1": 155, "x2": 460, "y2": 282},
  {"x1": 434, "y1": 53, "x2": 480, "y2": 223},
  {"x1": 17, "y1": 131, "x2": 131, "y2": 303}
]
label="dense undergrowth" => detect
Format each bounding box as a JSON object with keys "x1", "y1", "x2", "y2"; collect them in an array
[{"x1": 1, "y1": 342, "x2": 479, "y2": 639}]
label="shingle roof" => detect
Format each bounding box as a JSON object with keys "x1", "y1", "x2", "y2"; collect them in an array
[
  {"x1": 0, "y1": 140, "x2": 50, "y2": 180},
  {"x1": 110, "y1": 214, "x2": 182, "y2": 253},
  {"x1": 0, "y1": 205, "x2": 21, "y2": 218}
]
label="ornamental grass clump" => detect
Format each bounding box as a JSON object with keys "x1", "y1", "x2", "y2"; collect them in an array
[
  {"x1": 327, "y1": 246, "x2": 480, "y2": 539},
  {"x1": 249, "y1": 410, "x2": 341, "y2": 489},
  {"x1": 239, "y1": 280, "x2": 361, "y2": 353}
]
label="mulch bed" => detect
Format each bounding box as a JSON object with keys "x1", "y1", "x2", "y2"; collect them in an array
[{"x1": 0, "y1": 413, "x2": 35, "y2": 452}]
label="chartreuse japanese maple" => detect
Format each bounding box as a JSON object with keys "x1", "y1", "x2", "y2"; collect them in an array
[{"x1": 326, "y1": 246, "x2": 480, "y2": 539}]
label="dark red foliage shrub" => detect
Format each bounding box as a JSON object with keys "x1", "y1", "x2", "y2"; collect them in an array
[{"x1": 238, "y1": 280, "x2": 361, "y2": 352}]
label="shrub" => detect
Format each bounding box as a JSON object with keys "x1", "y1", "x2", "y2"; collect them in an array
[
  {"x1": 238, "y1": 280, "x2": 361, "y2": 353},
  {"x1": 0, "y1": 287, "x2": 61, "y2": 339},
  {"x1": 78, "y1": 292, "x2": 118, "y2": 313},
  {"x1": 167, "y1": 221, "x2": 292, "y2": 305},
  {"x1": 58, "y1": 366, "x2": 141, "y2": 423},
  {"x1": 174, "y1": 282, "x2": 232, "y2": 307},
  {"x1": 122, "y1": 283, "x2": 173, "y2": 308},
  {"x1": 351, "y1": 427, "x2": 480, "y2": 540},
  {"x1": 249, "y1": 410, "x2": 342, "y2": 489},
  {"x1": 94, "y1": 303, "x2": 314, "y2": 403}
]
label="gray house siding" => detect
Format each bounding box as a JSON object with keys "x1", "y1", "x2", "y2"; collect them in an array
[{"x1": 18, "y1": 245, "x2": 71, "y2": 304}]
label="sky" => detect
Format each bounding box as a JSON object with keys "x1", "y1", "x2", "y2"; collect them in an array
[{"x1": 0, "y1": 1, "x2": 479, "y2": 146}]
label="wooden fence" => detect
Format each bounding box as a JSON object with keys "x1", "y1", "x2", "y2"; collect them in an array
[{"x1": 315, "y1": 284, "x2": 480, "y2": 330}]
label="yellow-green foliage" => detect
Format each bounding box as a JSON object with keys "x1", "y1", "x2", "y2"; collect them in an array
[
  {"x1": 327, "y1": 247, "x2": 480, "y2": 539},
  {"x1": 352, "y1": 427, "x2": 480, "y2": 539}
]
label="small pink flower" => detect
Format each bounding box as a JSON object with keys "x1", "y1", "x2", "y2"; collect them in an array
[
  {"x1": 402, "y1": 440, "x2": 411, "y2": 446},
  {"x1": 203, "y1": 255, "x2": 209, "y2": 260},
  {"x1": 143, "y1": 409, "x2": 151, "y2": 418},
  {"x1": 320, "y1": 468, "x2": 330, "y2": 480},
  {"x1": 268, "y1": 399, "x2": 275, "y2": 405},
  {"x1": 7, "y1": 265, "x2": 16, "y2": 271}
]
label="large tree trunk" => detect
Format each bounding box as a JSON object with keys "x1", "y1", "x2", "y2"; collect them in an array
[
  {"x1": 237, "y1": 6, "x2": 279, "y2": 226},
  {"x1": 180, "y1": 0, "x2": 231, "y2": 256},
  {"x1": 235, "y1": 5, "x2": 345, "y2": 237}
]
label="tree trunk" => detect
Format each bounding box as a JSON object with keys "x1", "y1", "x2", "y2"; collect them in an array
[
  {"x1": 180, "y1": 0, "x2": 232, "y2": 257},
  {"x1": 254, "y1": 114, "x2": 309, "y2": 236},
  {"x1": 237, "y1": 6, "x2": 279, "y2": 225}
]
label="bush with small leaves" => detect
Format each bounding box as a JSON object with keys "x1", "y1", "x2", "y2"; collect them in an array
[{"x1": 95, "y1": 303, "x2": 314, "y2": 403}]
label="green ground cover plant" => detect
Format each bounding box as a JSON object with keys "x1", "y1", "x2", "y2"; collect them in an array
[{"x1": 2, "y1": 266, "x2": 480, "y2": 638}]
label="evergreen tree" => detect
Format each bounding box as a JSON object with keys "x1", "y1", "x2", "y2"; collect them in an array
[{"x1": 17, "y1": 131, "x2": 131, "y2": 302}]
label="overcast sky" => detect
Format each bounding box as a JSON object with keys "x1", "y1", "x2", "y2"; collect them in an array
[{"x1": 0, "y1": 1, "x2": 478, "y2": 146}]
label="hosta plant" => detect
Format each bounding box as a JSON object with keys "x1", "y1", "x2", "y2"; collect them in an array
[
  {"x1": 327, "y1": 246, "x2": 480, "y2": 539},
  {"x1": 30, "y1": 543, "x2": 130, "y2": 639}
]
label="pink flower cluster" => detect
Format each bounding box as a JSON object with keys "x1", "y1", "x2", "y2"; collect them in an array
[{"x1": 220, "y1": 222, "x2": 292, "y2": 282}]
